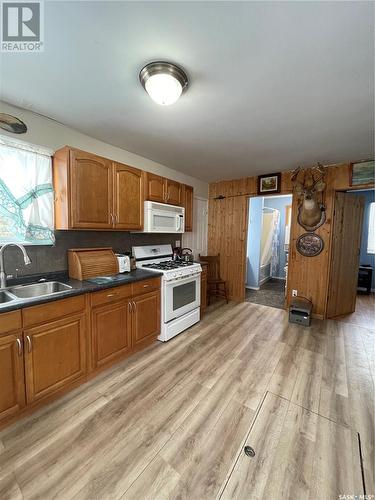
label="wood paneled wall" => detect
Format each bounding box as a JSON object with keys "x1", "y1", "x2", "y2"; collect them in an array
[{"x1": 208, "y1": 164, "x2": 374, "y2": 318}]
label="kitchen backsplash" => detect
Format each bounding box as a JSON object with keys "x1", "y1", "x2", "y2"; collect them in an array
[{"x1": 2, "y1": 231, "x2": 177, "y2": 278}]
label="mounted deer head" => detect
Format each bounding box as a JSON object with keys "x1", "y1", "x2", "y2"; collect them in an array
[{"x1": 291, "y1": 164, "x2": 326, "y2": 230}]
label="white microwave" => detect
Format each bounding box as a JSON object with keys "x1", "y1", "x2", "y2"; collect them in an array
[{"x1": 144, "y1": 201, "x2": 185, "y2": 233}]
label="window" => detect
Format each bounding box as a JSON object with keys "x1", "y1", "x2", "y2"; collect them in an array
[
  {"x1": 0, "y1": 136, "x2": 54, "y2": 245},
  {"x1": 368, "y1": 202, "x2": 375, "y2": 254}
]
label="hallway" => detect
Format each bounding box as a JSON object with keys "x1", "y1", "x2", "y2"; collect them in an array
[{"x1": 245, "y1": 278, "x2": 286, "y2": 309}]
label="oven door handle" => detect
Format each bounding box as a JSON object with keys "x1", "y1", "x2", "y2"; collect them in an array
[{"x1": 165, "y1": 273, "x2": 200, "y2": 287}]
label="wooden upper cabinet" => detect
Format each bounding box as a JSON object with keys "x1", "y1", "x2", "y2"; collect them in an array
[
  {"x1": 165, "y1": 179, "x2": 182, "y2": 206},
  {"x1": 0, "y1": 330, "x2": 26, "y2": 422},
  {"x1": 54, "y1": 148, "x2": 145, "y2": 231},
  {"x1": 54, "y1": 147, "x2": 113, "y2": 230},
  {"x1": 144, "y1": 172, "x2": 183, "y2": 206},
  {"x1": 70, "y1": 149, "x2": 113, "y2": 229},
  {"x1": 23, "y1": 313, "x2": 86, "y2": 404},
  {"x1": 112, "y1": 163, "x2": 143, "y2": 230},
  {"x1": 53, "y1": 146, "x2": 185, "y2": 229},
  {"x1": 183, "y1": 184, "x2": 193, "y2": 231},
  {"x1": 145, "y1": 173, "x2": 165, "y2": 203}
]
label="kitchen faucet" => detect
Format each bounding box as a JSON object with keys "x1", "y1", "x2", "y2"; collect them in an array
[{"x1": 0, "y1": 243, "x2": 32, "y2": 289}]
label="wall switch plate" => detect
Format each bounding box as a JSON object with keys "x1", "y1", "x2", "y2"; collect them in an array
[
  {"x1": 292, "y1": 289, "x2": 298, "y2": 297},
  {"x1": 175, "y1": 240, "x2": 181, "y2": 247}
]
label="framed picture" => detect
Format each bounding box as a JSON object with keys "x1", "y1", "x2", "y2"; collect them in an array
[
  {"x1": 350, "y1": 159, "x2": 375, "y2": 186},
  {"x1": 257, "y1": 173, "x2": 281, "y2": 195},
  {"x1": 296, "y1": 233, "x2": 324, "y2": 257}
]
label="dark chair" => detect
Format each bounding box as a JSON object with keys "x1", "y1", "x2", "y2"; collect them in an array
[{"x1": 199, "y1": 254, "x2": 229, "y2": 304}]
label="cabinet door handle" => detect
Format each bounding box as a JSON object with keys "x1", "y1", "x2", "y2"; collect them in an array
[
  {"x1": 128, "y1": 301, "x2": 133, "y2": 313},
  {"x1": 26, "y1": 335, "x2": 32, "y2": 353},
  {"x1": 106, "y1": 291, "x2": 119, "y2": 298},
  {"x1": 16, "y1": 338, "x2": 23, "y2": 356},
  {"x1": 113, "y1": 213, "x2": 117, "y2": 225},
  {"x1": 133, "y1": 300, "x2": 137, "y2": 312},
  {"x1": 143, "y1": 284, "x2": 150, "y2": 288}
]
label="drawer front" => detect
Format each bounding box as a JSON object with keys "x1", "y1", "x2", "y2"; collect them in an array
[
  {"x1": 0, "y1": 310, "x2": 22, "y2": 335},
  {"x1": 132, "y1": 278, "x2": 161, "y2": 296},
  {"x1": 91, "y1": 284, "x2": 132, "y2": 307},
  {"x1": 23, "y1": 295, "x2": 87, "y2": 328}
]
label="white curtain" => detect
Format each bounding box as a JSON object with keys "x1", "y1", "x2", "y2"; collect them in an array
[
  {"x1": 260, "y1": 210, "x2": 279, "y2": 268},
  {"x1": 0, "y1": 137, "x2": 54, "y2": 245}
]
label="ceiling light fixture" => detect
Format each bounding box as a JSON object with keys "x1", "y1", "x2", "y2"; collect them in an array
[
  {"x1": 0, "y1": 113, "x2": 27, "y2": 134},
  {"x1": 139, "y1": 61, "x2": 188, "y2": 106}
]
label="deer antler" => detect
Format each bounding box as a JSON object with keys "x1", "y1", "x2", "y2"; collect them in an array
[
  {"x1": 290, "y1": 166, "x2": 302, "y2": 182},
  {"x1": 312, "y1": 162, "x2": 325, "y2": 186}
]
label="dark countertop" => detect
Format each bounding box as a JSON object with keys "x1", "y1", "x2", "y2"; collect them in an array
[{"x1": 0, "y1": 269, "x2": 163, "y2": 314}]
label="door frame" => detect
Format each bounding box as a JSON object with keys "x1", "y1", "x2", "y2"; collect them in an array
[{"x1": 244, "y1": 193, "x2": 294, "y2": 310}]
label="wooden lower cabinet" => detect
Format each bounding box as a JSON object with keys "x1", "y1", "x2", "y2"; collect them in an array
[
  {"x1": 0, "y1": 280, "x2": 161, "y2": 428},
  {"x1": 132, "y1": 290, "x2": 161, "y2": 348},
  {"x1": 91, "y1": 299, "x2": 132, "y2": 369},
  {"x1": 0, "y1": 331, "x2": 26, "y2": 421},
  {"x1": 91, "y1": 286, "x2": 161, "y2": 365},
  {"x1": 23, "y1": 313, "x2": 86, "y2": 404},
  {"x1": 200, "y1": 264, "x2": 208, "y2": 315}
]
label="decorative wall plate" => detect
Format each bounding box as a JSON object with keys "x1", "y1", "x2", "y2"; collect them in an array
[
  {"x1": 297, "y1": 203, "x2": 326, "y2": 232},
  {"x1": 296, "y1": 233, "x2": 324, "y2": 257}
]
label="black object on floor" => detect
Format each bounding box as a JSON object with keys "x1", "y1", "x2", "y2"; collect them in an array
[
  {"x1": 289, "y1": 297, "x2": 312, "y2": 326},
  {"x1": 245, "y1": 278, "x2": 285, "y2": 309},
  {"x1": 358, "y1": 265, "x2": 373, "y2": 294}
]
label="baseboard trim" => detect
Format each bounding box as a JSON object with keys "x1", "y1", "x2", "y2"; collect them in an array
[
  {"x1": 259, "y1": 277, "x2": 270, "y2": 286},
  {"x1": 245, "y1": 285, "x2": 260, "y2": 291},
  {"x1": 312, "y1": 313, "x2": 324, "y2": 320}
]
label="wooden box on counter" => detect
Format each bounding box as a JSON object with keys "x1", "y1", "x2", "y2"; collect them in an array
[{"x1": 68, "y1": 247, "x2": 119, "y2": 280}]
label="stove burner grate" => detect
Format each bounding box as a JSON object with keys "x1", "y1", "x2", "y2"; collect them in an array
[{"x1": 143, "y1": 260, "x2": 195, "y2": 270}]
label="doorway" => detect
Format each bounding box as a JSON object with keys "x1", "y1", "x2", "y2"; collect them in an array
[
  {"x1": 245, "y1": 194, "x2": 292, "y2": 309},
  {"x1": 328, "y1": 188, "x2": 374, "y2": 327}
]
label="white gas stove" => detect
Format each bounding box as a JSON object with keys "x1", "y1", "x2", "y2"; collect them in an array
[{"x1": 133, "y1": 245, "x2": 202, "y2": 342}]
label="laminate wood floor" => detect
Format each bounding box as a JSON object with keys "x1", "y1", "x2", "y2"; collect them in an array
[
  {"x1": 0, "y1": 301, "x2": 374, "y2": 500},
  {"x1": 335, "y1": 292, "x2": 375, "y2": 329}
]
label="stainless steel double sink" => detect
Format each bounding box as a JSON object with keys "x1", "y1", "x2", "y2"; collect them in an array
[{"x1": 0, "y1": 281, "x2": 72, "y2": 304}]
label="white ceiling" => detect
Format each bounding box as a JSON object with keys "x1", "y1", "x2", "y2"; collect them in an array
[{"x1": 1, "y1": 1, "x2": 374, "y2": 182}]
